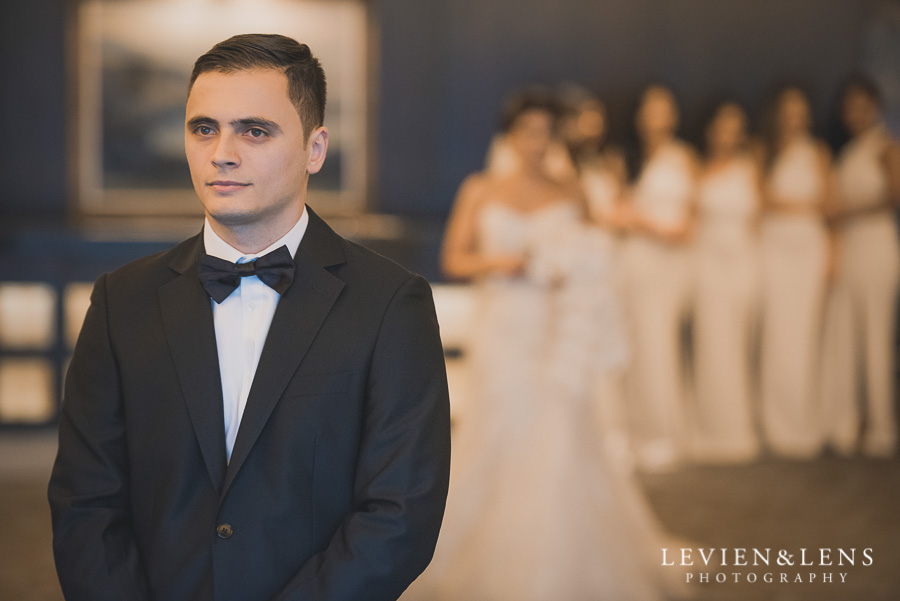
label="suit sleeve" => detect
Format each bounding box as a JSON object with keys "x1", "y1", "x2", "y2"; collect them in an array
[
  {"x1": 47, "y1": 274, "x2": 153, "y2": 601},
  {"x1": 270, "y1": 274, "x2": 452, "y2": 601}
]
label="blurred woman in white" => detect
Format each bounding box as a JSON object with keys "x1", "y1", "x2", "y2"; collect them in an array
[
  {"x1": 558, "y1": 87, "x2": 634, "y2": 466},
  {"x1": 404, "y1": 90, "x2": 682, "y2": 601},
  {"x1": 758, "y1": 86, "x2": 833, "y2": 458},
  {"x1": 622, "y1": 85, "x2": 699, "y2": 472},
  {"x1": 821, "y1": 76, "x2": 900, "y2": 457},
  {"x1": 692, "y1": 102, "x2": 762, "y2": 463},
  {"x1": 558, "y1": 87, "x2": 628, "y2": 227}
]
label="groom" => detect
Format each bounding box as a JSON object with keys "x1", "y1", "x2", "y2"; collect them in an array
[{"x1": 48, "y1": 34, "x2": 451, "y2": 601}]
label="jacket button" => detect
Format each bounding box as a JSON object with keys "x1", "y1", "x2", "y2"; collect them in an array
[{"x1": 216, "y1": 523, "x2": 233, "y2": 539}]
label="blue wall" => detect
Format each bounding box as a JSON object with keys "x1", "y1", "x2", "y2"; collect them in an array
[
  {"x1": 0, "y1": 0, "x2": 881, "y2": 223},
  {"x1": 374, "y1": 0, "x2": 876, "y2": 217}
]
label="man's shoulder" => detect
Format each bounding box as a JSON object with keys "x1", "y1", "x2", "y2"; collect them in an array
[
  {"x1": 308, "y1": 209, "x2": 425, "y2": 292},
  {"x1": 332, "y1": 234, "x2": 435, "y2": 307},
  {"x1": 102, "y1": 234, "x2": 201, "y2": 290},
  {"x1": 340, "y1": 237, "x2": 415, "y2": 279}
]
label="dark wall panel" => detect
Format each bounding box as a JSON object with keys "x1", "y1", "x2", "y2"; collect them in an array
[{"x1": 0, "y1": 0, "x2": 68, "y2": 216}]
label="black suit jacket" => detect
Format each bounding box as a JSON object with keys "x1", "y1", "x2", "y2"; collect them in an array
[{"x1": 48, "y1": 207, "x2": 451, "y2": 601}]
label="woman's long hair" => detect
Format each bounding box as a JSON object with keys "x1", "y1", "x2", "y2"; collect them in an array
[
  {"x1": 624, "y1": 83, "x2": 682, "y2": 183},
  {"x1": 758, "y1": 83, "x2": 814, "y2": 171},
  {"x1": 827, "y1": 73, "x2": 883, "y2": 153}
]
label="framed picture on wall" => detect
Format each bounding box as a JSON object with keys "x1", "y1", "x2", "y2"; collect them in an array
[{"x1": 74, "y1": 0, "x2": 370, "y2": 217}]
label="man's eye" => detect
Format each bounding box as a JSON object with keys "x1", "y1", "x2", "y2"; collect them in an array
[
  {"x1": 248, "y1": 128, "x2": 267, "y2": 138},
  {"x1": 195, "y1": 125, "x2": 213, "y2": 136}
]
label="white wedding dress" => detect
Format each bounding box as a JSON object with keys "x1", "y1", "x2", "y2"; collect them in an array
[{"x1": 403, "y1": 200, "x2": 684, "y2": 601}]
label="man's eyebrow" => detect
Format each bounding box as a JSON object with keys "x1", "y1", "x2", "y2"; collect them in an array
[
  {"x1": 186, "y1": 115, "x2": 218, "y2": 130},
  {"x1": 231, "y1": 118, "x2": 283, "y2": 134}
]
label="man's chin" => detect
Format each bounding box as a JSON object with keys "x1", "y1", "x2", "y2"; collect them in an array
[{"x1": 204, "y1": 209, "x2": 261, "y2": 228}]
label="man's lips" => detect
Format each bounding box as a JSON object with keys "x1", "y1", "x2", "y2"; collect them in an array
[{"x1": 207, "y1": 181, "x2": 251, "y2": 191}]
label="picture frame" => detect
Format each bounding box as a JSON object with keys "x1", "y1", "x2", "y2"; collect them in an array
[{"x1": 74, "y1": 0, "x2": 370, "y2": 217}]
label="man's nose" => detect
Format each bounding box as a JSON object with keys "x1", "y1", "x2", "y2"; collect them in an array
[{"x1": 211, "y1": 133, "x2": 240, "y2": 168}]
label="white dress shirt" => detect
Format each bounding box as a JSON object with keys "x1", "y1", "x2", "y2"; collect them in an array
[{"x1": 203, "y1": 209, "x2": 309, "y2": 461}]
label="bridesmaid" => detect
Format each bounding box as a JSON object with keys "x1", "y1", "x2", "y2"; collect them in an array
[
  {"x1": 621, "y1": 85, "x2": 699, "y2": 472},
  {"x1": 558, "y1": 89, "x2": 628, "y2": 227},
  {"x1": 821, "y1": 76, "x2": 900, "y2": 457},
  {"x1": 558, "y1": 89, "x2": 633, "y2": 467},
  {"x1": 692, "y1": 102, "x2": 762, "y2": 463},
  {"x1": 757, "y1": 85, "x2": 833, "y2": 458}
]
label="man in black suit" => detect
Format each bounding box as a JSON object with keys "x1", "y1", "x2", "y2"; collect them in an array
[{"x1": 48, "y1": 33, "x2": 451, "y2": 601}]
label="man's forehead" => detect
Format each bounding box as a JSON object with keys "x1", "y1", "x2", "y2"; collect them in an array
[
  {"x1": 188, "y1": 69, "x2": 290, "y2": 104},
  {"x1": 186, "y1": 69, "x2": 297, "y2": 120}
]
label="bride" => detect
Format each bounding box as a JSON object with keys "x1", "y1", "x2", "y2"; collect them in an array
[{"x1": 403, "y1": 90, "x2": 685, "y2": 601}]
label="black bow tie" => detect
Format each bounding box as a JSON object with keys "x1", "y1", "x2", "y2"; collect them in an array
[{"x1": 198, "y1": 245, "x2": 295, "y2": 303}]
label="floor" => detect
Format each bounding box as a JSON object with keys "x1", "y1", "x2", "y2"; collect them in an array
[
  {"x1": 641, "y1": 455, "x2": 900, "y2": 601},
  {"x1": 2, "y1": 431, "x2": 898, "y2": 601},
  {"x1": 0, "y1": 432, "x2": 64, "y2": 601}
]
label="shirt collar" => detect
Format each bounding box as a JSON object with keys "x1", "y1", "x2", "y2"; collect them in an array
[{"x1": 203, "y1": 206, "x2": 309, "y2": 263}]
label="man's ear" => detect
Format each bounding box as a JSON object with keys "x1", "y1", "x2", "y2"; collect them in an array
[{"x1": 306, "y1": 126, "x2": 328, "y2": 175}]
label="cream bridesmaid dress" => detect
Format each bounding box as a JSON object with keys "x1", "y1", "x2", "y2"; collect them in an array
[
  {"x1": 821, "y1": 123, "x2": 899, "y2": 456},
  {"x1": 622, "y1": 141, "x2": 696, "y2": 471},
  {"x1": 692, "y1": 155, "x2": 761, "y2": 462},
  {"x1": 760, "y1": 137, "x2": 828, "y2": 457}
]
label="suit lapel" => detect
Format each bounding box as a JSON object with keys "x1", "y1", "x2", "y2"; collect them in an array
[
  {"x1": 223, "y1": 207, "x2": 346, "y2": 496},
  {"x1": 158, "y1": 234, "x2": 228, "y2": 492}
]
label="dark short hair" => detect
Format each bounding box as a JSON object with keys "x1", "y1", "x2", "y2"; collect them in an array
[
  {"x1": 189, "y1": 33, "x2": 326, "y2": 140},
  {"x1": 499, "y1": 88, "x2": 561, "y2": 133}
]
